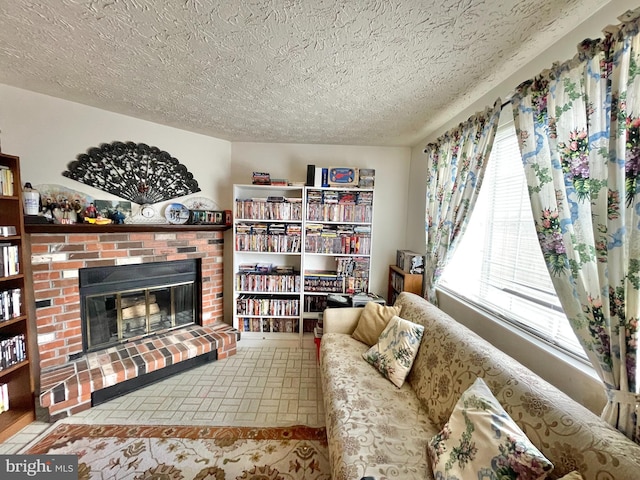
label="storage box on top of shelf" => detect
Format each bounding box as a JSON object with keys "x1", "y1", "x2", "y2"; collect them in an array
[
  {"x1": 327, "y1": 167, "x2": 358, "y2": 187},
  {"x1": 358, "y1": 168, "x2": 375, "y2": 188},
  {"x1": 396, "y1": 250, "x2": 425, "y2": 274}
]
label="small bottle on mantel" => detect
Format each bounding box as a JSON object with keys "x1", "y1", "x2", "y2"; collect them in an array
[{"x1": 22, "y1": 182, "x2": 40, "y2": 215}]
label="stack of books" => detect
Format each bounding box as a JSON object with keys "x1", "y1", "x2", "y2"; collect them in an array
[
  {"x1": 0, "y1": 166, "x2": 14, "y2": 196},
  {"x1": 0, "y1": 243, "x2": 19, "y2": 277},
  {"x1": 0, "y1": 288, "x2": 21, "y2": 321}
]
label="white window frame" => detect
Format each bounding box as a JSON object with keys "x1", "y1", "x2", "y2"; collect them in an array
[{"x1": 439, "y1": 111, "x2": 588, "y2": 363}]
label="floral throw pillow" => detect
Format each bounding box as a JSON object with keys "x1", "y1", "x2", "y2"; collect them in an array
[
  {"x1": 428, "y1": 377, "x2": 554, "y2": 480},
  {"x1": 362, "y1": 315, "x2": 424, "y2": 388}
]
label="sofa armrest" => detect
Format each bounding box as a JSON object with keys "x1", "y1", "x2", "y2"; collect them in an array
[{"x1": 323, "y1": 307, "x2": 363, "y2": 334}]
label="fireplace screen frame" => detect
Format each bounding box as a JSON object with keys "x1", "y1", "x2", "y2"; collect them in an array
[{"x1": 79, "y1": 259, "x2": 202, "y2": 353}]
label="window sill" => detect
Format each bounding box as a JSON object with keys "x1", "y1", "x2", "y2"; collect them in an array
[{"x1": 436, "y1": 286, "x2": 604, "y2": 412}]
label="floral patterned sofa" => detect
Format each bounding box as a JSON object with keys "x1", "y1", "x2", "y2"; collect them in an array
[{"x1": 319, "y1": 292, "x2": 640, "y2": 480}]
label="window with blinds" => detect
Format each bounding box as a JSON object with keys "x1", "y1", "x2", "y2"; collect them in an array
[{"x1": 439, "y1": 119, "x2": 585, "y2": 359}]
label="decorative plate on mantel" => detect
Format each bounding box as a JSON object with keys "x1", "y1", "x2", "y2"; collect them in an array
[
  {"x1": 164, "y1": 203, "x2": 190, "y2": 224},
  {"x1": 184, "y1": 196, "x2": 219, "y2": 211}
]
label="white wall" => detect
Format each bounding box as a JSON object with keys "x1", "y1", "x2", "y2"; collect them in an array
[
  {"x1": 0, "y1": 84, "x2": 233, "y2": 209},
  {"x1": 0, "y1": 83, "x2": 234, "y2": 316},
  {"x1": 0, "y1": 85, "x2": 411, "y2": 323},
  {"x1": 404, "y1": 0, "x2": 633, "y2": 413}
]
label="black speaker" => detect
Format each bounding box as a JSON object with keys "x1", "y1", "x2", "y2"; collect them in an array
[{"x1": 306, "y1": 164, "x2": 315, "y2": 186}]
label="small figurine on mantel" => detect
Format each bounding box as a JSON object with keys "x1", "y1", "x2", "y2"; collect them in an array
[
  {"x1": 73, "y1": 199, "x2": 84, "y2": 223},
  {"x1": 109, "y1": 206, "x2": 126, "y2": 224},
  {"x1": 41, "y1": 198, "x2": 55, "y2": 220},
  {"x1": 58, "y1": 198, "x2": 75, "y2": 224},
  {"x1": 84, "y1": 202, "x2": 97, "y2": 219}
]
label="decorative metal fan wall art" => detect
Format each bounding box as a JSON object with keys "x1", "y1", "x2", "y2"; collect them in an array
[{"x1": 63, "y1": 141, "x2": 201, "y2": 204}]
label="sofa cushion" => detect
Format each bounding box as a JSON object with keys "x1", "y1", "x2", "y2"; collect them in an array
[
  {"x1": 320, "y1": 332, "x2": 437, "y2": 479},
  {"x1": 352, "y1": 302, "x2": 402, "y2": 346},
  {"x1": 363, "y1": 315, "x2": 424, "y2": 388},
  {"x1": 496, "y1": 376, "x2": 640, "y2": 479},
  {"x1": 557, "y1": 472, "x2": 584, "y2": 480},
  {"x1": 393, "y1": 293, "x2": 516, "y2": 426},
  {"x1": 428, "y1": 377, "x2": 554, "y2": 480}
]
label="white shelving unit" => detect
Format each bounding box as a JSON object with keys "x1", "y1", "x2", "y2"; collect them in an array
[
  {"x1": 302, "y1": 186, "x2": 374, "y2": 335},
  {"x1": 232, "y1": 184, "x2": 374, "y2": 346},
  {"x1": 233, "y1": 184, "x2": 304, "y2": 345}
]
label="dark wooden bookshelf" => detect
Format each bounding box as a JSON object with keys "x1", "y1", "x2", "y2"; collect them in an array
[
  {"x1": 0, "y1": 153, "x2": 37, "y2": 443},
  {"x1": 388, "y1": 264, "x2": 423, "y2": 305}
]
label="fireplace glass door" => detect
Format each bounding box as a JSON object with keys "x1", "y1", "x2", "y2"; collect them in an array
[
  {"x1": 85, "y1": 282, "x2": 195, "y2": 351},
  {"x1": 80, "y1": 259, "x2": 200, "y2": 352}
]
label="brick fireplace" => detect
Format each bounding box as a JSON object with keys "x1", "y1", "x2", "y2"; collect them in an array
[{"x1": 26, "y1": 225, "x2": 237, "y2": 420}]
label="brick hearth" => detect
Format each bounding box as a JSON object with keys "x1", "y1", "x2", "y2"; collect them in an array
[
  {"x1": 39, "y1": 323, "x2": 237, "y2": 421},
  {"x1": 27, "y1": 228, "x2": 237, "y2": 419}
]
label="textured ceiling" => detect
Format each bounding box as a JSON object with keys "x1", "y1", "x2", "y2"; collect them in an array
[{"x1": 0, "y1": 0, "x2": 611, "y2": 146}]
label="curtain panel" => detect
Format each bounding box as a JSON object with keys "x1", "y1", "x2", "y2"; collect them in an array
[
  {"x1": 510, "y1": 14, "x2": 640, "y2": 441},
  {"x1": 423, "y1": 99, "x2": 501, "y2": 304}
]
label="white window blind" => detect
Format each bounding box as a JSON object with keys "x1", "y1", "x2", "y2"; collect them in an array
[{"x1": 440, "y1": 119, "x2": 585, "y2": 359}]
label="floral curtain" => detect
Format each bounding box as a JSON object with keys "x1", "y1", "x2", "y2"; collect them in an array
[
  {"x1": 423, "y1": 99, "x2": 501, "y2": 304},
  {"x1": 510, "y1": 16, "x2": 640, "y2": 441}
]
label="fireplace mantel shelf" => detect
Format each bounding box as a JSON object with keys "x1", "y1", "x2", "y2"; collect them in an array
[{"x1": 25, "y1": 223, "x2": 231, "y2": 234}]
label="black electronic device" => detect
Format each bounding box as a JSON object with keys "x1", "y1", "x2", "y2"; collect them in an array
[{"x1": 327, "y1": 294, "x2": 351, "y2": 308}]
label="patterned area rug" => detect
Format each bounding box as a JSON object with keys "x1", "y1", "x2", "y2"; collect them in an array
[{"x1": 23, "y1": 424, "x2": 330, "y2": 480}]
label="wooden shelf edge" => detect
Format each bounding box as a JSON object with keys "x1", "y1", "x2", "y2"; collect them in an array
[
  {"x1": 0, "y1": 359, "x2": 30, "y2": 379},
  {"x1": 238, "y1": 331, "x2": 301, "y2": 338},
  {"x1": 0, "y1": 407, "x2": 36, "y2": 443},
  {"x1": 0, "y1": 273, "x2": 25, "y2": 283},
  {"x1": 25, "y1": 223, "x2": 232, "y2": 234},
  {"x1": 0, "y1": 315, "x2": 28, "y2": 328}
]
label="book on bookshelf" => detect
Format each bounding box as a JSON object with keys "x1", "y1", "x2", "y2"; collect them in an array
[
  {"x1": 252, "y1": 172, "x2": 271, "y2": 185},
  {"x1": 235, "y1": 197, "x2": 302, "y2": 221},
  {"x1": 0, "y1": 165, "x2": 14, "y2": 196},
  {"x1": 237, "y1": 316, "x2": 299, "y2": 333},
  {"x1": 304, "y1": 272, "x2": 345, "y2": 293},
  {"x1": 0, "y1": 383, "x2": 8, "y2": 413},
  {"x1": 0, "y1": 243, "x2": 19, "y2": 277},
  {"x1": 1, "y1": 288, "x2": 21, "y2": 321},
  {"x1": 0, "y1": 333, "x2": 27, "y2": 370},
  {"x1": 235, "y1": 295, "x2": 300, "y2": 316},
  {"x1": 235, "y1": 271, "x2": 301, "y2": 293}
]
